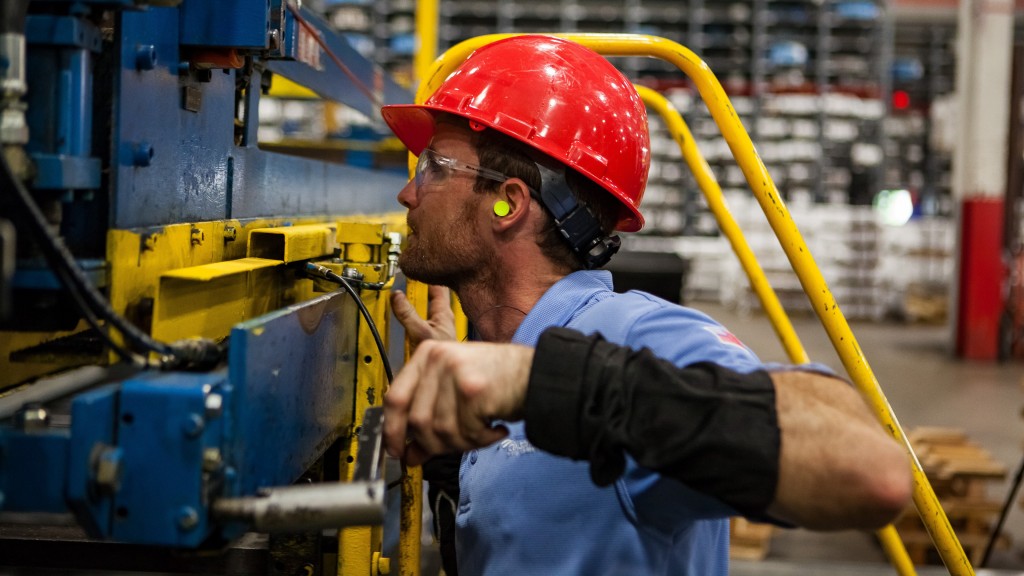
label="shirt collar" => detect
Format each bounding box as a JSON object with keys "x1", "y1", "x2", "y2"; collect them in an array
[{"x1": 511, "y1": 270, "x2": 613, "y2": 345}]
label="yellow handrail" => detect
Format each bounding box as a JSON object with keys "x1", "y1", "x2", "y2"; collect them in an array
[
  {"x1": 636, "y1": 85, "x2": 916, "y2": 576},
  {"x1": 635, "y1": 86, "x2": 808, "y2": 365},
  {"x1": 418, "y1": 33, "x2": 972, "y2": 575}
]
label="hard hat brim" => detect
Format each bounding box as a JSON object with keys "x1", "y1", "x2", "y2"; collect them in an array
[{"x1": 381, "y1": 105, "x2": 436, "y2": 156}]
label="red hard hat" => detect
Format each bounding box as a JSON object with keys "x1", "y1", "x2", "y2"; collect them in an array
[{"x1": 381, "y1": 35, "x2": 650, "y2": 232}]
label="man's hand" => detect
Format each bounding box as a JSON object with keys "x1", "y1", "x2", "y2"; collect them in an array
[
  {"x1": 391, "y1": 284, "x2": 457, "y2": 350},
  {"x1": 383, "y1": 340, "x2": 534, "y2": 466}
]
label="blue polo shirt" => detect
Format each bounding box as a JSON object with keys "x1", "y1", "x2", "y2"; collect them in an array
[{"x1": 455, "y1": 270, "x2": 766, "y2": 575}]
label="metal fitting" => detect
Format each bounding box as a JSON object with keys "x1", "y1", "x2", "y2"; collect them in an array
[
  {"x1": 202, "y1": 447, "x2": 223, "y2": 472},
  {"x1": 190, "y1": 227, "x2": 204, "y2": 246},
  {"x1": 92, "y1": 445, "x2": 123, "y2": 494},
  {"x1": 182, "y1": 413, "x2": 205, "y2": 437},
  {"x1": 223, "y1": 226, "x2": 237, "y2": 242},
  {"x1": 342, "y1": 267, "x2": 364, "y2": 282},
  {"x1": 204, "y1": 393, "x2": 223, "y2": 419},
  {"x1": 132, "y1": 142, "x2": 154, "y2": 166},
  {"x1": 373, "y1": 552, "x2": 391, "y2": 575},
  {"x1": 385, "y1": 232, "x2": 402, "y2": 280},
  {"x1": 135, "y1": 44, "x2": 157, "y2": 71},
  {"x1": 177, "y1": 506, "x2": 200, "y2": 531},
  {"x1": 17, "y1": 405, "x2": 49, "y2": 431}
]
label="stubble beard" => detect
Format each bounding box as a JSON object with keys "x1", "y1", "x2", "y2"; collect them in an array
[{"x1": 399, "y1": 202, "x2": 485, "y2": 290}]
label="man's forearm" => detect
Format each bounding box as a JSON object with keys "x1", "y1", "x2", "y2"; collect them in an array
[{"x1": 523, "y1": 327, "x2": 780, "y2": 518}]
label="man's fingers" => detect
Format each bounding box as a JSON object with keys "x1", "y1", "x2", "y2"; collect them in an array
[
  {"x1": 406, "y1": 348, "x2": 447, "y2": 456},
  {"x1": 427, "y1": 285, "x2": 455, "y2": 323},
  {"x1": 403, "y1": 441, "x2": 433, "y2": 467},
  {"x1": 391, "y1": 290, "x2": 433, "y2": 343}
]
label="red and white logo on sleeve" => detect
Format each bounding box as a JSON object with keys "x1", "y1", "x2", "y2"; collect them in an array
[{"x1": 704, "y1": 325, "x2": 746, "y2": 348}]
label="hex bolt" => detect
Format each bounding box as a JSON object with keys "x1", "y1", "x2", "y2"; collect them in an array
[
  {"x1": 135, "y1": 44, "x2": 157, "y2": 71},
  {"x1": 182, "y1": 413, "x2": 205, "y2": 437},
  {"x1": 202, "y1": 447, "x2": 222, "y2": 472},
  {"x1": 177, "y1": 506, "x2": 199, "y2": 531},
  {"x1": 132, "y1": 142, "x2": 154, "y2": 167},
  {"x1": 204, "y1": 393, "x2": 223, "y2": 419}
]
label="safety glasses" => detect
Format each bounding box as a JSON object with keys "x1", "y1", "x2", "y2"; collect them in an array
[{"x1": 414, "y1": 148, "x2": 512, "y2": 189}]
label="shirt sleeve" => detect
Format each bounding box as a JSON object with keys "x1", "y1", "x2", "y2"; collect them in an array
[{"x1": 524, "y1": 326, "x2": 781, "y2": 519}]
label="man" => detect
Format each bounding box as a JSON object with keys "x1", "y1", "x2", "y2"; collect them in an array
[{"x1": 380, "y1": 35, "x2": 910, "y2": 575}]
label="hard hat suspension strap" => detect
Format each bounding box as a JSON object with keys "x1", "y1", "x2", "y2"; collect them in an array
[{"x1": 535, "y1": 163, "x2": 621, "y2": 269}]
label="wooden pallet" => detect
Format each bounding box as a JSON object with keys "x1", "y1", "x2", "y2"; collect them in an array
[{"x1": 896, "y1": 426, "x2": 1009, "y2": 565}]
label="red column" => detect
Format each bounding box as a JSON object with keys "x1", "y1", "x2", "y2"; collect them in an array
[{"x1": 956, "y1": 198, "x2": 1006, "y2": 359}]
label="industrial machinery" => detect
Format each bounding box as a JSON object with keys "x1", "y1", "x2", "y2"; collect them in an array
[{"x1": 0, "y1": 0, "x2": 410, "y2": 573}]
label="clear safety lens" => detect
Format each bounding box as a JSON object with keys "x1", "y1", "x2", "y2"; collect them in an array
[{"x1": 413, "y1": 149, "x2": 511, "y2": 189}]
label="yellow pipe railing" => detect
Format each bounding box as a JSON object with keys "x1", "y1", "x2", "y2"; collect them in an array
[
  {"x1": 636, "y1": 85, "x2": 916, "y2": 576},
  {"x1": 635, "y1": 86, "x2": 808, "y2": 365},
  {"x1": 416, "y1": 33, "x2": 972, "y2": 575},
  {"x1": 395, "y1": 3, "x2": 439, "y2": 573}
]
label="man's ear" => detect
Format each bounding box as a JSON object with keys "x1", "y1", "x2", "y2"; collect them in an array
[{"x1": 492, "y1": 178, "x2": 533, "y2": 230}]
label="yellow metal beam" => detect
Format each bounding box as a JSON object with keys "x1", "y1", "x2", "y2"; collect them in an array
[
  {"x1": 152, "y1": 257, "x2": 283, "y2": 343},
  {"x1": 397, "y1": 279, "x2": 429, "y2": 576},
  {"x1": 413, "y1": 0, "x2": 439, "y2": 89},
  {"x1": 338, "y1": 277, "x2": 394, "y2": 576},
  {"x1": 248, "y1": 223, "x2": 336, "y2": 263},
  {"x1": 423, "y1": 33, "x2": 971, "y2": 576}
]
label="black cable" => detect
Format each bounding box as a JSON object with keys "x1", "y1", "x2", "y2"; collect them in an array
[
  {"x1": 981, "y1": 450, "x2": 1024, "y2": 566},
  {"x1": 52, "y1": 261, "x2": 151, "y2": 367},
  {"x1": 1, "y1": 151, "x2": 177, "y2": 359},
  {"x1": 305, "y1": 263, "x2": 394, "y2": 384}
]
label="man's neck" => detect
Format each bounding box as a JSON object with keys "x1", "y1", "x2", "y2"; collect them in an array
[{"x1": 455, "y1": 269, "x2": 568, "y2": 343}]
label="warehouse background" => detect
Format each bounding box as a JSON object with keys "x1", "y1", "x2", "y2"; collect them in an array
[
  {"x1": 267, "y1": 0, "x2": 1008, "y2": 330},
  {"x1": 257, "y1": 1, "x2": 1024, "y2": 572}
]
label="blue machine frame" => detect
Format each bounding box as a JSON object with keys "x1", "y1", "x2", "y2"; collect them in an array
[{"x1": 0, "y1": 0, "x2": 410, "y2": 552}]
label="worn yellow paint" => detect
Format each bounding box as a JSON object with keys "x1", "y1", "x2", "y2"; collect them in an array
[
  {"x1": 0, "y1": 322, "x2": 93, "y2": 389},
  {"x1": 637, "y1": 84, "x2": 916, "y2": 576},
  {"x1": 337, "y1": 245, "x2": 395, "y2": 576},
  {"x1": 427, "y1": 34, "x2": 970, "y2": 575},
  {"x1": 395, "y1": 280, "x2": 428, "y2": 576},
  {"x1": 248, "y1": 224, "x2": 336, "y2": 263}
]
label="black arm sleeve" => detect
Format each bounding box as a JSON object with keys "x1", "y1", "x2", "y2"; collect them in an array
[{"x1": 523, "y1": 326, "x2": 780, "y2": 518}]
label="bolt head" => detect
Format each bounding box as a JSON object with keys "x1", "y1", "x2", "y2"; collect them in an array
[
  {"x1": 204, "y1": 393, "x2": 223, "y2": 419},
  {"x1": 202, "y1": 447, "x2": 222, "y2": 472},
  {"x1": 182, "y1": 413, "x2": 205, "y2": 437},
  {"x1": 177, "y1": 506, "x2": 199, "y2": 531}
]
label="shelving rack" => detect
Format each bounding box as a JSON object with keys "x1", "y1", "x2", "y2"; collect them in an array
[{"x1": 887, "y1": 21, "x2": 957, "y2": 217}]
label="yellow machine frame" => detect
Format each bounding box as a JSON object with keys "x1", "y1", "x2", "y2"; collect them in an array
[{"x1": 399, "y1": 32, "x2": 974, "y2": 576}]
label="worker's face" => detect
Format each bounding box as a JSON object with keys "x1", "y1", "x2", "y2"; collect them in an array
[{"x1": 396, "y1": 124, "x2": 491, "y2": 287}]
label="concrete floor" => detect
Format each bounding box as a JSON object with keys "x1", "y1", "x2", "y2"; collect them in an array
[{"x1": 698, "y1": 301, "x2": 1024, "y2": 575}]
